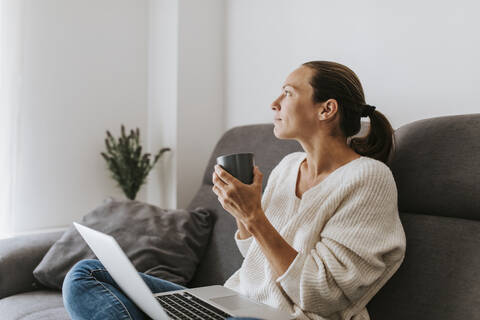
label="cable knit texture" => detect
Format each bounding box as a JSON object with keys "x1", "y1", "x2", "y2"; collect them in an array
[{"x1": 224, "y1": 152, "x2": 406, "y2": 320}]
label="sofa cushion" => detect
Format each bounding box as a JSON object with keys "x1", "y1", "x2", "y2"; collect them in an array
[
  {"x1": 0, "y1": 231, "x2": 63, "y2": 299},
  {"x1": 0, "y1": 291, "x2": 68, "y2": 320},
  {"x1": 388, "y1": 113, "x2": 480, "y2": 220},
  {"x1": 367, "y1": 212, "x2": 480, "y2": 319},
  {"x1": 33, "y1": 198, "x2": 213, "y2": 290}
]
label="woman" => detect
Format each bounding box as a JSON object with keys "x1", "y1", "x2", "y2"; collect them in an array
[{"x1": 63, "y1": 61, "x2": 406, "y2": 320}]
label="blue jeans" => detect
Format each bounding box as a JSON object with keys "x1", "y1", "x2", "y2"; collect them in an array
[{"x1": 62, "y1": 259, "x2": 260, "y2": 320}]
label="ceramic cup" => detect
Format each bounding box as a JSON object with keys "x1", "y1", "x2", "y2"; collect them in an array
[{"x1": 216, "y1": 152, "x2": 255, "y2": 184}]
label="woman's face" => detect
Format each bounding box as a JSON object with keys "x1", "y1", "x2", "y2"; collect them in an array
[{"x1": 271, "y1": 66, "x2": 321, "y2": 139}]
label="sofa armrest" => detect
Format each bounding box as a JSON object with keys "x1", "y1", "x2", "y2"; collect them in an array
[{"x1": 0, "y1": 231, "x2": 64, "y2": 298}]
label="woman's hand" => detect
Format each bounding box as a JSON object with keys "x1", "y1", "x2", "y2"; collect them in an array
[
  {"x1": 212, "y1": 164, "x2": 265, "y2": 226},
  {"x1": 213, "y1": 164, "x2": 298, "y2": 277}
]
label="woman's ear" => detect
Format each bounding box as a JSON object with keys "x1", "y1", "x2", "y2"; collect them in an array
[{"x1": 318, "y1": 99, "x2": 338, "y2": 120}]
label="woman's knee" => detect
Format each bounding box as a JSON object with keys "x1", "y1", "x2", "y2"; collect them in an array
[
  {"x1": 70, "y1": 259, "x2": 104, "y2": 275},
  {"x1": 63, "y1": 259, "x2": 103, "y2": 291},
  {"x1": 62, "y1": 260, "x2": 104, "y2": 307}
]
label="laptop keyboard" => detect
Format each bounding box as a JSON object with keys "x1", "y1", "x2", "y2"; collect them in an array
[{"x1": 155, "y1": 292, "x2": 232, "y2": 320}]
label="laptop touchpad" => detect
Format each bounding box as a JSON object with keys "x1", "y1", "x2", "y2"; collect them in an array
[{"x1": 210, "y1": 295, "x2": 258, "y2": 311}]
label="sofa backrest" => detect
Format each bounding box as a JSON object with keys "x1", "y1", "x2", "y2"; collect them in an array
[{"x1": 367, "y1": 113, "x2": 480, "y2": 319}]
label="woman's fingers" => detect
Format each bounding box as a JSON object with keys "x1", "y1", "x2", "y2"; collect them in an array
[{"x1": 212, "y1": 171, "x2": 227, "y2": 188}]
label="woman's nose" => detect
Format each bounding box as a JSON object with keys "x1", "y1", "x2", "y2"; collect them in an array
[{"x1": 271, "y1": 96, "x2": 281, "y2": 111}]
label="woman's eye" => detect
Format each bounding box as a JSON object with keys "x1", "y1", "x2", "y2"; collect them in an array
[{"x1": 284, "y1": 90, "x2": 291, "y2": 96}]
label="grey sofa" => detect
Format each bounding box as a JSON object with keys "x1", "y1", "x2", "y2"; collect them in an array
[{"x1": 1, "y1": 114, "x2": 479, "y2": 319}]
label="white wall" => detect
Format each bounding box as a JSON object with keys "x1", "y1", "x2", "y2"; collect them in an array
[
  {"x1": 12, "y1": 0, "x2": 479, "y2": 234},
  {"x1": 12, "y1": 0, "x2": 225, "y2": 234},
  {"x1": 13, "y1": 0, "x2": 148, "y2": 233},
  {"x1": 147, "y1": 0, "x2": 225, "y2": 210},
  {"x1": 146, "y1": 0, "x2": 178, "y2": 210},
  {"x1": 176, "y1": 0, "x2": 225, "y2": 209},
  {"x1": 225, "y1": 0, "x2": 480, "y2": 130}
]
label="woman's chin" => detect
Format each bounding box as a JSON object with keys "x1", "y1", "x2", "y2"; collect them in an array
[{"x1": 273, "y1": 126, "x2": 287, "y2": 139}]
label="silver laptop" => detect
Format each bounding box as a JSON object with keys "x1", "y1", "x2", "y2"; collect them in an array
[{"x1": 73, "y1": 222, "x2": 293, "y2": 320}]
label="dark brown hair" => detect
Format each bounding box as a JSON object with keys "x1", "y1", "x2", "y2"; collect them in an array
[{"x1": 302, "y1": 61, "x2": 395, "y2": 164}]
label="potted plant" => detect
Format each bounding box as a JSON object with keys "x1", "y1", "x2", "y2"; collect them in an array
[{"x1": 101, "y1": 124, "x2": 171, "y2": 200}]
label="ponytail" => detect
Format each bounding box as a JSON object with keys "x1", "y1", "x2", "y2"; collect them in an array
[{"x1": 349, "y1": 108, "x2": 395, "y2": 164}]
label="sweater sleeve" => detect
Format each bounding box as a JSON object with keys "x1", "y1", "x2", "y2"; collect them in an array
[
  {"x1": 234, "y1": 230, "x2": 254, "y2": 257},
  {"x1": 275, "y1": 165, "x2": 406, "y2": 316}
]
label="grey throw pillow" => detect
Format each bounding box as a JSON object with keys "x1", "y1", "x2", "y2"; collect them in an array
[{"x1": 33, "y1": 197, "x2": 214, "y2": 290}]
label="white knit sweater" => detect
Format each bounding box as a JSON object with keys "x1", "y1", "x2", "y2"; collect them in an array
[{"x1": 223, "y1": 152, "x2": 406, "y2": 320}]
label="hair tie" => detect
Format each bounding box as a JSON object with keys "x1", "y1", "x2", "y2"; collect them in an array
[{"x1": 361, "y1": 104, "x2": 376, "y2": 117}]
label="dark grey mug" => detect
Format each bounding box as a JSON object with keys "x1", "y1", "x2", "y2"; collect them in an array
[{"x1": 216, "y1": 152, "x2": 255, "y2": 184}]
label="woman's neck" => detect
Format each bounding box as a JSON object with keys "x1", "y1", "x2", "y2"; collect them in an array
[{"x1": 298, "y1": 136, "x2": 360, "y2": 179}]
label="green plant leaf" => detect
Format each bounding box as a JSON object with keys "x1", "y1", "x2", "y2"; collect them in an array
[{"x1": 101, "y1": 125, "x2": 171, "y2": 200}]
